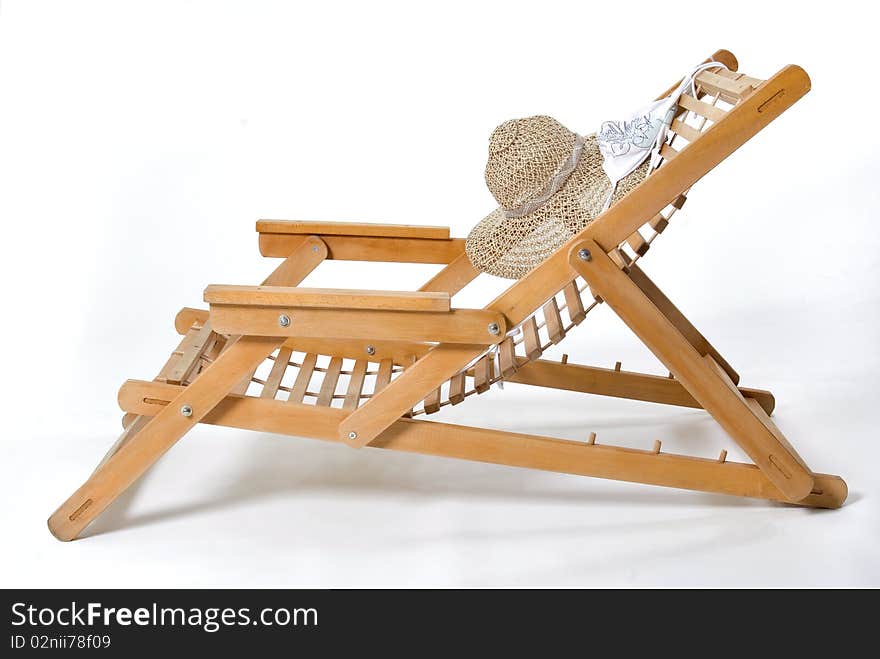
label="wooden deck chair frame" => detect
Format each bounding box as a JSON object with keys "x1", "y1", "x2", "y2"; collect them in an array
[{"x1": 49, "y1": 50, "x2": 847, "y2": 541}]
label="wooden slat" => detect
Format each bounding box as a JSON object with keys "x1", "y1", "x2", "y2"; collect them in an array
[
  {"x1": 658, "y1": 142, "x2": 679, "y2": 162},
  {"x1": 670, "y1": 118, "x2": 703, "y2": 143},
  {"x1": 498, "y1": 337, "x2": 518, "y2": 378},
  {"x1": 317, "y1": 357, "x2": 343, "y2": 406},
  {"x1": 157, "y1": 325, "x2": 202, "y2": 381},
  {"x1": 625, "y1": 230, "x2": 650, "y2": 257},
  {"x1": 260, "y1": 347, "x2": 292, "y2": 399},
  {"x1": 543, "y1": 298, "x2": 565, "y2": 344},
  {"x1": 256, "y1": 220, "x2": 450, "y2": 240},
  {"x1": 678, "y1": 93, "x2": 727, "y2": 123},
  {"x1": 562, "y1": 281, "x2": 586, "y2": 324},
  {"x1": 165, "y1": 323, "x2": 214, "y2": 385},
  {"x1": 695, "y1": 70, "x2": 760, "y2": 101},
  {"x1": 521, "y1": 316, "x2": 543, "y2": 360},
  {"x1": 423, "y1": 387, "x2": 442, "y2": 414},
  {"x1": 280, "y1": 337, "x2": 428, "y2": 364},
  {"x1": 649, "y1": 213, "x2": 669, "y2": 233},
  {"x1": 205, "y1": 285, "x2": 451, "y2": 312},
  {"x1": 448, "y1": 373, "x2": 466, "y2": 405},
  {"x1": 608, "y1": 248, "x2": 628, "y2": 270},
  {"x1": 374, "y1": 359, "x2": 393, "y2": 394},
  {"x1": 343, "y1": 360, "x2": 368, "y2": 410},
  {"x1": 474, "y1": 355, "x2": 493, "y2": 393},
  {"x1": 655, "y1": 49, "x2": 739, "y2": 99},
  {"x1": 288, "y1": 353, "x2": 317, "y2": 403}
]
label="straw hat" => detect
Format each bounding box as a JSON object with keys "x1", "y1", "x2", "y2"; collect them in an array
[{"x1": 465, "y1": 115, "x2": 648, "y2": 279}]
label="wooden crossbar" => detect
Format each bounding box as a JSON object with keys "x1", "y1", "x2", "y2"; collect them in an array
[{"x1": 208, "y1": 305, "x2": 506, "y2": 345}]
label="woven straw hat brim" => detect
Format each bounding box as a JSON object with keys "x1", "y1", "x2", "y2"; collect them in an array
[{"x1": 466, "y1": 134, "x2": 647, "y2": 279}]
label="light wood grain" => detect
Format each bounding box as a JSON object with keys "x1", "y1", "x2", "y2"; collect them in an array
[
  {"x1": 48, "y1": 336, "x2": 282, "y2": 541},
  {"x1": 569, "y1": 238, "x2": 814, "y2": 501},
  {"x1": 261, "y1": 235, "x2": 329, "y2": 287},
  {"x1": 509, "y1": 358, "x2": 774, "y2": 414},
  {"x1": 257, "y1": 220, "x2": 450, "y2": 240},
  {"x1": 208, "y1": 304, "x2": 506, "y2": 345},
  {"x1": 205, "y1": 285, "x2": 451, "y2": 312},
  {"x1": 118, "y1": 380, "x2": 846, "y2": 510},
  {"x1": 259, "y1": 233, "x2": 466, "y2": 264},
  {"x1": 418, "y1": 252, "x2": 481, "y2": 296}
]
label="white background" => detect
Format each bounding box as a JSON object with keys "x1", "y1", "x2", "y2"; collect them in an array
[{"x1": 1, "y1": 0, "x2": 877, "y2": 587}]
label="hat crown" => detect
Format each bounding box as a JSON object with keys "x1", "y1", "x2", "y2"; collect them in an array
[{"x1": 485, "y1": 115, "x2": 577, "y2": 210}]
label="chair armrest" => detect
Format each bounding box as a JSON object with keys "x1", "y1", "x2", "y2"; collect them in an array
[
  {"x1": 256, "y1": 220, "x2": 450, "y2": 240},
  {"x1": 256, "y1": 221, "x2": 464, "y2": 264},
  {"x1": 204, "y1": 285, "x2": 451, "y2": 312},
  {"x1": 204, "y1": 285, "x2": 506, "y2": 344}
]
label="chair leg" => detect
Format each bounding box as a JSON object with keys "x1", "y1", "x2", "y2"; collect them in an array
[
  {"x1": 569, "y1": 239, "x2": 814, "y2": 502},
  {"x1": 626, "y1": 261, "x2": 741, "y2": 385},
  {"x1": 93, "y1": 414, "x2": 152, "y2": 473},
  {"x1": 47, "y1": 335, "x2": 282, "y2": 541}
]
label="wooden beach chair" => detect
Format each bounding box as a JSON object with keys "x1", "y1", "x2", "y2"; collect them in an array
[{"x1": 49, "y1": 50, "x2": 847, "y2": 541}]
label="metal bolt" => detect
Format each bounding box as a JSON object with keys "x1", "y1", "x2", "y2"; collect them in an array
[
  {"x1": 348, "y1": 431, "x2": 358, "y2": 440},
  {"x1": 577, "y1": 248, "x2": 592, "y2": 262},
  {"x1": 487, "y1": 322, "x2": 501, "y2": 336},
  {"x1": 180, "y1": 404, "x2": 193, "y2": 417},
  {"x1": 366, "y1": 345, "x2": 376, "y2": 356},
  {"x1": 278, "y1": 314, "x2": 291, "y2": 327},
  {"x1": 312, "y1": 245, "x2": 319, "y2": 253}
]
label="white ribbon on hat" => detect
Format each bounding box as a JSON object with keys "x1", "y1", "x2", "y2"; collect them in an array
[{"x1": 503, "y1": 134, "x2": 586, "y2": 219}]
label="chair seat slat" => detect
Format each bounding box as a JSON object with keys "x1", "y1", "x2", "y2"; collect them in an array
[
  {"x1": 374, "y1": 359, "x2": 394, "y2": 394},
  {"x1": 448, "y1": 372, "x2": 466, "y2": 404},
  {"x1": 543, "y1": 299, "x2": 565, "y2": 344},
  {"x1": 474, "y1": 356, "x2": 493, "y2": 393},
  {"x1": 261, "y1": 347, "x2": 292, "y2": 399},
  {"x1": 423, "y1": 387, "x2": 442, "y2": 414},
  {"x1": 343, "y1": 360, "x2": 368, "y2": 409},
  {"x1": 317, "y1": 357, "x2": 343, "y2": 406},
  {"x1": 288, "y1": 353, "x2": 317, "y2": 403},
  {"x1": 498, "y1": 337, "x2": 518, "y2": 378},
  {"x1": 522, "y1": 317, "x2": 543, "y2": 360},
  {"x1": 562, "y1": 281, "x2": 586, "y2": 324},
  {"x1": 625, "y1": 230, "x2": 650, "y2": 257}
]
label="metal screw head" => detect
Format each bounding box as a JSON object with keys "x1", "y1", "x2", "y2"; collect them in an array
[
  {"x1": 577, "y1": 248, "x2": 592, "y2": 262},
  {"x1": 487, "y1": 322, "x2": 501, "y2": 336},
  {"x1": 180, "y1": 404, "x2": 193, "y2": 417},
  {"x1": 312, "y1": 245, "x2": 319, "y2": 253},
  {"x1": 278, "y1": 314, "x2": 291, "y2": 327},
  {"x1": 366, "y1": 345, "x2": 376, "y2": 356},
  {"x1": 348, "y1": 431, "x2": 358, "y2": 440}
]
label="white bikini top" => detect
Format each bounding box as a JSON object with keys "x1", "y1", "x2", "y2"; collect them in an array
[{"x1": 596, "y1": 61, "x2": 728, "y2": 210}]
